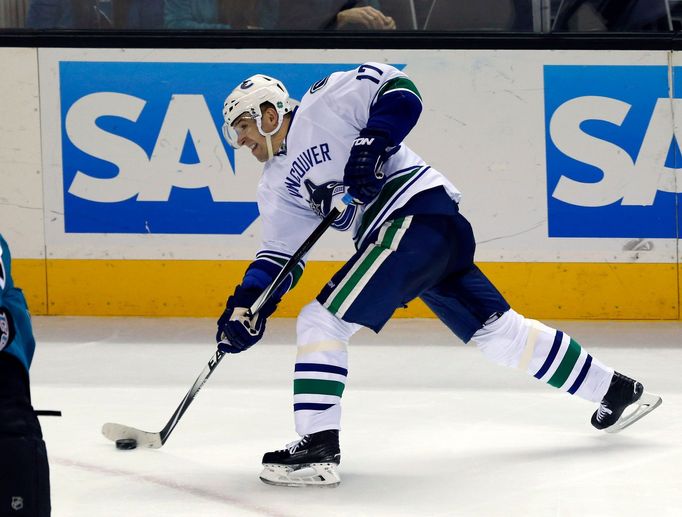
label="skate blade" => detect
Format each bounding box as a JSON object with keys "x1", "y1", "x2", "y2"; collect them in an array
[
  {"x1": 259, "y1": 463, "x2": 341, "y2": 487},
  {"x1": 605, "y1": 392, "x2": 662, "y2": 434}
]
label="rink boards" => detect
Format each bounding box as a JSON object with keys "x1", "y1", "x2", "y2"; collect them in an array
[{"x1": 1, "y1": 47, "x2": 680, "y2": 319}]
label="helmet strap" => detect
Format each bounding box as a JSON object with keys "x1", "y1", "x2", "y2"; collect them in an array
[
  {"x1": 256, "y1": 110, "x2": 285, "y2": 161},
  {"x1": 265, "y1": 134, "x2": 274, "y2": 160}
]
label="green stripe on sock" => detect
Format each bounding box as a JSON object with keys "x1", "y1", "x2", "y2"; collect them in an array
[
  {"x1": 548, "y1": 338, "x2": 582, "y2": 388},
  {"x1": 293, "y1": 379, "x2": 345, "y2": 397}
]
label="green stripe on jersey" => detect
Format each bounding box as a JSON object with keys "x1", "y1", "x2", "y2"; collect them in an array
[
  {"x1": 294, "y1": 379, "x2": 345, "y2": 397},
  {"x1": 378, "y1": 77, "x2": 422, "y2": 101},
  {"x1": 548, "y1": 338, "x2": 582, "y2": 388},
  {"x1": 355, "y1": 167, "x2": 421, "y2": 242}
]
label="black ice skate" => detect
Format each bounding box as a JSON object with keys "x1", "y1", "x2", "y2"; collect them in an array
[
  {"x1": 259, "y1": 430, "x2": 341, "y2": 487},
  {"x1": 591, "y1": 372, "x2": 662, "y2": 433}
]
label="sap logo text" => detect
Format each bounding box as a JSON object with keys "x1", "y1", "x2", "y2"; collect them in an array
[
  {"x1": 66, "y1": 92, "x2": 232, "y2": 203},
  {"x1": 544, "y1": 65, "x2": 681, "y2": 238},
  {"x1": 549, "y1": 95, "x2": 682, "y2": 207},
  {"x1": 57, "y1": 60, "x2": 385, "y2": 234}
]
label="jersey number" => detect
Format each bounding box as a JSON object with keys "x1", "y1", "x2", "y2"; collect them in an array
[{"x1": 356, "y1": 64, "x2": 384, "y2": 84}]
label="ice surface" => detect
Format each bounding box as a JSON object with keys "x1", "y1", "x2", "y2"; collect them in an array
[{"x1": 29, "y1": 317, "x2": 682, "y2": 517}]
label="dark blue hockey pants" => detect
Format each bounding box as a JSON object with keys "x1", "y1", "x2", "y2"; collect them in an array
[{"x1": 317, "y1": 201, "x2": 510, "y2": 342}]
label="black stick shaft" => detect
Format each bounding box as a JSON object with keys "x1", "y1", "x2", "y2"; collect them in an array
[
  {"x1": 247, "y1": 205, "x2": 343, "y2": 318},
  {"x1": 156, "y1": 198, "x2": 348, "y2": 445},
  {"x1": 159, "y1": 349, "x2": 225, "y2": 444}
]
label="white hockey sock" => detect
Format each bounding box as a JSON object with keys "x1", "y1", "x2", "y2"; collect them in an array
[
  {"x1": 472, "y1": 309, "x2": 613, "y2": 403},
  {"x1": 294, "y1": 301, "x2": 361, "y2": 436}
]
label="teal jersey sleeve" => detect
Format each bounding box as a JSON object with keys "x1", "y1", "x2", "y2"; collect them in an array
[{"x1": 0, "y1": 235, "x2": 36, "y2": 372}]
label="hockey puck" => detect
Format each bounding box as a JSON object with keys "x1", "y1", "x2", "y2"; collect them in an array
[{"x1": 115, "y1": 438, "x2": 137, "y2": 450}]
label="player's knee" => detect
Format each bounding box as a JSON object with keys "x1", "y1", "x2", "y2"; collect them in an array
[
  {"x1": 471, "y1": 309, "x2": 529, "y2": 367},
  {"x1": 297, "y1": 300, "x2": 360, "y2": 344}
]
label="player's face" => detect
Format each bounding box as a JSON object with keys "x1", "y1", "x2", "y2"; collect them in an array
[
  {"x1": 233, "y1": 115, "x2": 269, "y2": 162},
  {"x1": 233, "y1": 108, "x2": 279, "y2": 163}
]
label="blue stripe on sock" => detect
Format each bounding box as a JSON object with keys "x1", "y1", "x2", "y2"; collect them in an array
[
  {"x1": 568, "y1": 355, "x2": 592, "y2": 394},
  {"x1": 295, "y1": 363, "x2": 348, "y2": 376},
  {"x1": 294, "y1": 403, "x2": 335, "y2": 411},
  {"x1": 534, "y1": 330, "x2": 564, "y2": 379}
]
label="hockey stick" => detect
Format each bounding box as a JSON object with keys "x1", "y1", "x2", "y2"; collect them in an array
[
  {"x1": 102, "y1": 348, "x2": 226, "y2": 448},
  {"x1": 101, "y1": 194, "x2": 353, "y2": 449},
  {"x1": 245, "y1": 192, "x2": 354, "y2": 320}
]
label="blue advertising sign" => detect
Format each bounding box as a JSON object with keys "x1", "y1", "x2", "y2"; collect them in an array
[
  {"x1": 544, "y1": 65, "x2": 681, "y2": 238},
  {"x1": 59, "y1": 62, "x2": 365, "y2": 234}
]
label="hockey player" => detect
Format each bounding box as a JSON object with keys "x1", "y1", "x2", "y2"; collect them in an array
[
  {"x1": 216, "y1": 64, "x2": 662, "y2": 487},
  {"x1": 0, "y1": 234, "x2": 51, "y2": 514}
]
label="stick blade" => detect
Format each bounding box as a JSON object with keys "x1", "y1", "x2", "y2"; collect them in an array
[{"x1": 102, "y1": 422, "x2": 163, "y2": 449}]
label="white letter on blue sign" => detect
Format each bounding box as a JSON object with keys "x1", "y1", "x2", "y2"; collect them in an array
[{"x1": 66, "y1": 92, "x2": 149, "y2": 202}]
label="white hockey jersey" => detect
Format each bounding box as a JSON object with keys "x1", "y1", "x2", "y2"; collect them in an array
[{"x1": 256, "y1": 62, "x2": 461, "y2": 266}]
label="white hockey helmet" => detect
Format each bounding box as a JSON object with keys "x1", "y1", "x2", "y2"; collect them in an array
[{"x1": 222, "y1": 74, "x2": 293, "y2": 151}]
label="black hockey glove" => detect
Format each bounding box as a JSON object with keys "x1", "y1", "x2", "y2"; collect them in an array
[
  {"x1": 216, "y1": 285, "x2": 278, "y2": 353},
  {"x1": 343, "y1": 128, "x2": 392, "y2": 204}
]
